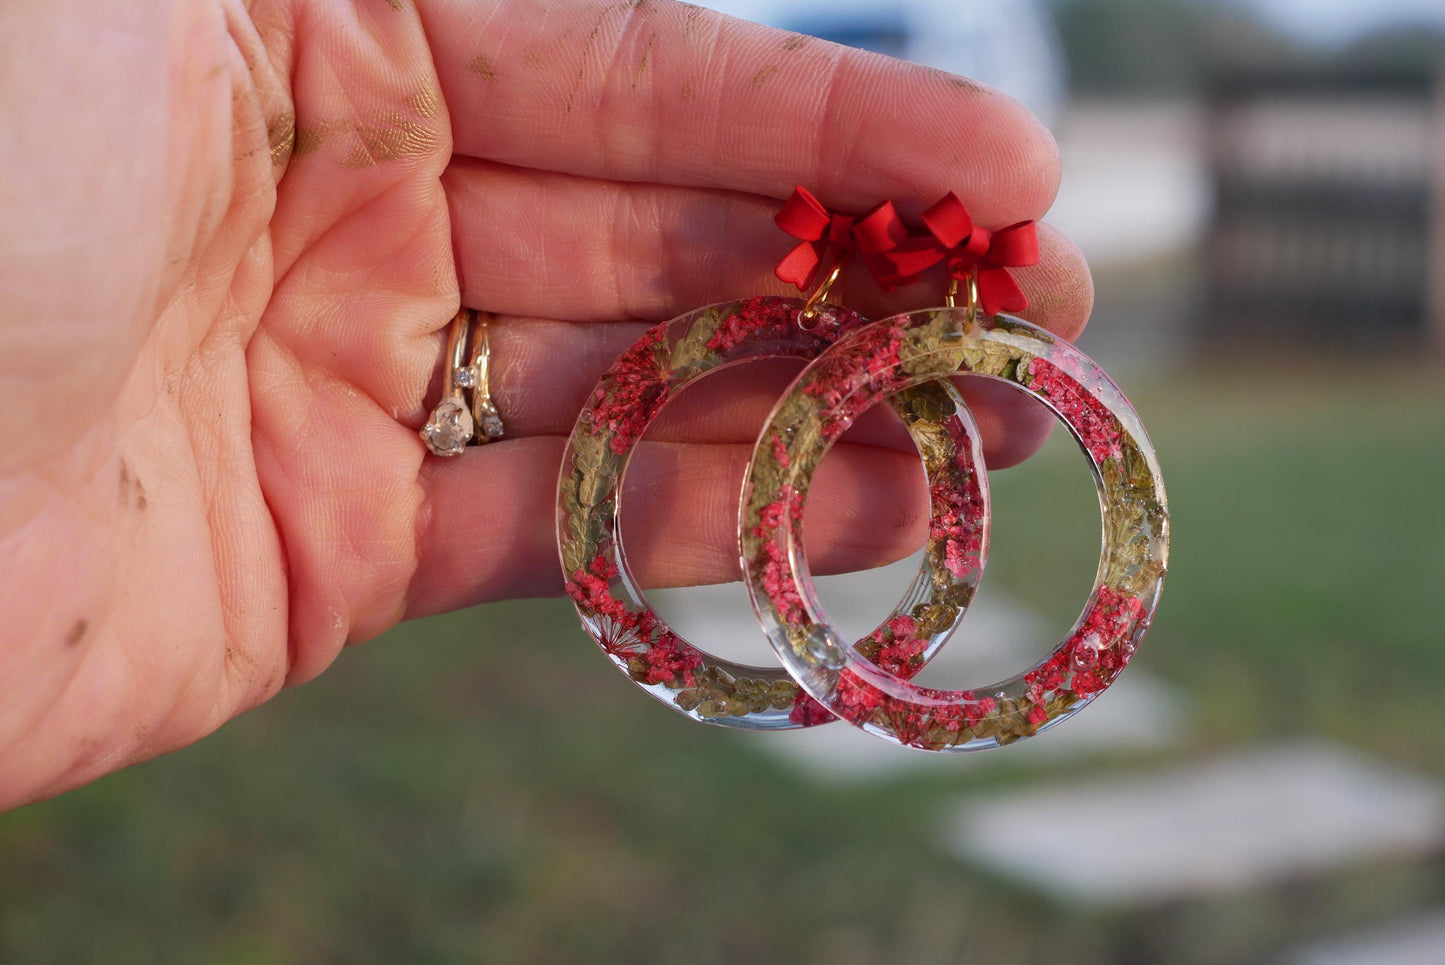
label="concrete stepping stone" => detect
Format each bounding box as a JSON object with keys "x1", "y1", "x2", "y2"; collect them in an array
[
  {"x1": 944, "y1": 741, "x2": 1445, "y2": 908},
  {"x1": 1282, "y1": 911, "x2": 1445, "y2": 965}
]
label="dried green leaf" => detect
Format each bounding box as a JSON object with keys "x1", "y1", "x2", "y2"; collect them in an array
[
  {"x1": 907, "y1": 418, "x2": 953, "y2": 476},
  {"x1": 991, "y1": 315, "x2": 1053, "y2": 344},
  {"x1": 896, "y1": 382, "x2": 956, "y2": 422},
  {"x1": 912, "y1": 602, "x2": 960, "y2": 636},
  {"x1": 941, "y1": 582, "x2": 977, "y2": 609},
  {"x1": 561, "y1": 539, "x2": 592, "y2": 577},
  {"x1": 1120, "y1": 441, "x2": 1158, "y2": 500},
  {"x1": 670, "y1": 309, "x2": 723, "y2": 371},
  {"x1": 1102, "y1": 494, "x2": 1167, "y2": 592},
  {"x1": 769, "y1": 680, "x2": 797, "y2": 709},
  {"x1": 774, "y1": 389, "x2": 820, "y2": 434},
  {"x1": 901, "y1": 336, "x2": 966, "y2": 377},
  {"x1": 959, "y1": 339, "x2": 1018, "y2": 378},
  {"x1": 784, "y1": 624, "x2": 817, "y2": 661},
  {"x1": 571, "y1": 426, "x2": 611, "y2": 477},
  {"x1": 748, "y1": 451, "x2": 787, "y2": 513},
  {"x1": 1015, "y1": 357, "x2": 1036, "y2": 386}
]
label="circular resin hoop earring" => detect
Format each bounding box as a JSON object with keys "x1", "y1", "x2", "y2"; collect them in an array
[
  {"x1": 742, "y1": 304, "x2": 1169, "y2": 748},
  {"x1": 557, "y1": 295, "x2": 991, "y2": 728}
]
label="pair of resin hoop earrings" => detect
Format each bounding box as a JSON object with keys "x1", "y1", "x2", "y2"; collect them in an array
[{"x1": 556, "y1": 189, "x2": 1169, "y2": 752}]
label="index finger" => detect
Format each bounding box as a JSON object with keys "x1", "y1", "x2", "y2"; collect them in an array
[{"x1": 418, "y1": 0, "x2": 1060, "y2": 225}]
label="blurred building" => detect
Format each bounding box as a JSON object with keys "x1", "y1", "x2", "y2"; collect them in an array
[
  {"x1": 695, "y1": 0, "x2": 1067, "y2": 128},
  {"x1": 1203, "y1": 65, "x2": 1445, "y2": 349}
]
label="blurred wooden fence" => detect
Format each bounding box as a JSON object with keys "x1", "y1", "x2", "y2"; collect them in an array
[{"x1": 1204, "y1": 67, "x2": 1445, "y2": 348}]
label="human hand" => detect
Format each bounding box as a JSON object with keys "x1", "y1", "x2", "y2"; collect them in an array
[{"x1": 0, "y1": 0, "x2": 1089, "y2": 808}]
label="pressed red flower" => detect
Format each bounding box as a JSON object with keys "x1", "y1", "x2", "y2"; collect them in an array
[
  {"x1": 757, "y1": 541, "x2": 806, "y2": 625},
  {"x1": 565, "y1": 568, "x2": 629, "y2": 624},
  {"x1": 924, "y1": 416, "x2": 986, "y2": 580},
  {"x1": 707, "y1": 300, "x2": 778, "y2": 353},
  {"x1": 1061, "y1": 586, "x2": 1146, "y2": 687},
  {"x1": 1025, "y1": 664, "x2": 1066, "y2": 693},
  {"x1": 929, "y1": 703, "x2": 966, "y2": 736},
  {"x1": 943, "y1": 536, "x2": 980, "y2": 581},
  {"x1": 567, "y1": 556, "x2": 646, "y2": 656},
  {"x1": 1027, "y1": 705, "x2": 1049, "y2": 726},
  {"x1": 875, "y1": 630, "x2": 925, "y2": 677},
  {"x1": 789, "y1": 691, "x2": 835, "y2": 727},
  {"x1": 641, "y1": 631, "x2": 703, "y2": 687},
  {"x1": 751, "y1": 486, "x2": 809, "y2": 624},
  {"x1": 595, "y1": 620, "x2": 643, "y2": 658},
  {"x1": 888, "y1": 700, "x2": 932, "y2": 747},
  {"x1": 586, "y1": 326, "x2": 673, "y2": 454},
  {"x1": 769, "y1": 432, "x2": 790, "y2": 470},
  {"x1": 835, "y1": 669, "x2": 885, "y2": 722},
  {"x1": 963, "y1": 694, "x2": 997, "y2": 725},
  {"x1": 1027, "y1": 357, "x2": 1124, "y2": 465},
  {"x1": 802, "y1": 321, "x2": 907, "y2": 440},
  {"x1": 887, "y1": 614, "x2": 918, "y2": 638}
]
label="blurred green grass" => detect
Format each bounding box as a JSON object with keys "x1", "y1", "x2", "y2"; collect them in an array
[{"x1": 1, "y1": 366, "x2": 1441, "y2": 964}]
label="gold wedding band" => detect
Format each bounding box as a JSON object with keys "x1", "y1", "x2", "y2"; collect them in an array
[{"x1": 466, "y1": 311, "x2": 504, "y2": 444}]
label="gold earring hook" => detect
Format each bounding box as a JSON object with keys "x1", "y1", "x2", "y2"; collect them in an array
[
  {"x1": 798, "y1": 262, "x2": 844, "y2": 329},
  {"x1": 944, "y1": 274, "x2": 981, "y2": 327}
]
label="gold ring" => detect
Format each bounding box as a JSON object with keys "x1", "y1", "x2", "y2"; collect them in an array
[
  {"x1": 421, "y1": 309, "x2": 505, "y2": 456},
  {"x1": 465, "y1": 311, "x2": 504, "y2": 444}
]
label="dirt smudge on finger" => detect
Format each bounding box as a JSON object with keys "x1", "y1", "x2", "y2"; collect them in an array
[
  {"x1": 468, "y1": 53, "x2": 497, "y2": 80},
  {"x1": 118, "y1": 461, "x2": 147, "y2": 511},
  {"x1": 65, "y1": 620, "x2": 88, "y2": 648},
  {"x1": 408, "y1": 86, "x2": 441, "y2": 117},
  {"x1": 268, "y1": 110, "x2": 296, "y2": 166},
  {"x1": 634, "y1": 33, "x2": 656, "y2": 87}
]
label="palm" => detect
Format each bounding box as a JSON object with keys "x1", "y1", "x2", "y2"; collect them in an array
[{"x1": 0, "y1": 0, "x2": 1084, "y2": 808}]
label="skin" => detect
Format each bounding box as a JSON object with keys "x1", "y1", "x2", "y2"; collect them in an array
[{"x1": 0, "y1": 0, "x2": 1091, "y2": 810}]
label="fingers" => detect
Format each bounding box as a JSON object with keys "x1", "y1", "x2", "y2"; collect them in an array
[
  {"x1": 428, "y1": 304, "x2": 1078, "y2": 468},
  {"x1": 444, "y1": 159, "x2": 1092, "y2": 325},
  {"x1": 419, "y1": 0, "x2": 1060, "y2": 222},
  {"x1": 1009, "y1": 226, "x2": 1094, "y2": 343},
  {"x1": 406, "y1": 435, "x2": 929, "y2": 617}
]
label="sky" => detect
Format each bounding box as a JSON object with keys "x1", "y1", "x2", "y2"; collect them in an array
[{"x1": 1242, "y1": 0, "x2": 1445, "y2": 46}]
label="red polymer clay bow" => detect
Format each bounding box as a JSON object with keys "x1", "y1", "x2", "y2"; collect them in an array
[
  {"x1": 773, "y1": 186, "x2": 911, "y2": 291},
  {"x1": 884, "y1": 192, "x2": 1041, "y2": 315}
]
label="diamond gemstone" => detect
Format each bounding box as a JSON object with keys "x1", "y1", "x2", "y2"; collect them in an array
[
  {"x1": 478, "y1": 410, "x2": 504, "y2": 440},
  {"x1": 453, "y1": 367, "x2": 478, "y2": 389},
  {"x1": 422, "y1": 398, "x2": 474, "y2": 456}
]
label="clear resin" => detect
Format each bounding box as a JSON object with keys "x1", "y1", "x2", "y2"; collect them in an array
[
  {"x1": 557, "y1": 296, "x2": 991, "y2": 728},
  {"x1": 742, "y1": 307, "x2": 1169, "y2": 748}
]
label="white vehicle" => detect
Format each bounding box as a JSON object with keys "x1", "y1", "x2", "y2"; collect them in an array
[{"x1": 696, "y1": 0, "x2": 1066, "y2": 128}]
